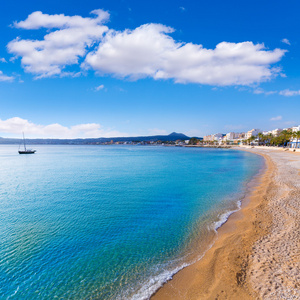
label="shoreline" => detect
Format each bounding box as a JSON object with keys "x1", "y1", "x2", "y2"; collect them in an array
[{"x1": 151, "y1": 147, "x2": 300, "y2": 299}]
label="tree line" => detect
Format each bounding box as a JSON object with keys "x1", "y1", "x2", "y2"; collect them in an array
[
  {"x1": 245, "y1": 130, "x2": 300, "y2": 147},
  {"x1": 188, "y1": 129, "x2": 300, "y2": 148}
]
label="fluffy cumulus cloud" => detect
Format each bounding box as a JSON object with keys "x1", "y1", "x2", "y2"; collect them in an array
[
  {"x1": 0, "y1": 70, "x2": 14, "y2": 82},
  {"x1": 84, "y1": 24, "x2": 175, "y2": 79},
  {"x1": 7, "y1": 10, "x2": 109, "y2": 78},
  {"x1": 8, "y1": 10, "x2": 286, "y2": 85},
  {"x1": 0, "y1": 117, "x2": 127, "y2": 138},
  {"x1": 84, "y1": 24, "x2": 286, "y2": 85}
]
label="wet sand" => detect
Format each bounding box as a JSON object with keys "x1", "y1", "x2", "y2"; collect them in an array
[{"x1": 151, "y1": 147, "x2": 300, "y2": 300}]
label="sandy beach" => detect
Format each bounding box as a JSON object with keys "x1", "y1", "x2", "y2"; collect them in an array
[{"x1": 151, "y1": 147, "x2": 300, "y2": 300}]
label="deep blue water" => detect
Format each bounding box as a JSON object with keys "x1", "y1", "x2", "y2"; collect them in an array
[{"x1": 0, "y1": 145, "x2": 263, "y2": 299}]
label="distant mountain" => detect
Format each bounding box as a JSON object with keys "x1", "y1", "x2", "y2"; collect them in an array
[
  {"x1": 0, "y1": 132, "x2": 191, "y2": 145},
  {"x1": 168, "y1": 132, "x2": 188, "y2": 139}
]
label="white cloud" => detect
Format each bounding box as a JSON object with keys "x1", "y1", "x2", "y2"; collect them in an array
[
  {"x1": 253, "y1": 88, "x2": 264, "y2": 94},
  {"x1": 179, "y1": 7, "x2": 186, "y2": 11},
  {"x1": 279, "y1": 89, "x2": 300, "y2": 96},
  {"x1": 0, "y1": 117, "x2": 127, "y2": 138},
  {"x1": 265, "y1": 91, "x2": 277, "y2": 95},
  {"x1": 8, "y1": 10, "x2": 286, "y2": 86},
  {"x1": 253, "y1": 88, "x2": 300, "y2": 97},
  {"x1": 84, "y1": 23, "x2": 286, "y2": 86},
  {"x1": 281, "y1": 38, "x2": 291, "y2": 45},
  {"x1": 13, "y1": 9, "x2": 109, "y2": 29},
  {"x1": 8, "y1": 10, "x2": 109, "y2": 78},
  {"x1": 0, "y1": 70, "x2": 14, "y2": 82},
  {"x1": 0, "y1": 58, "x2": 7, "y2": 63},
  {"x1": 83, "y1": 24, "x2": 175, "y2": 79},
  {"x1": 253, "y1": 88, "x2": 277, "y2": 95},
  {"x1": 270, "y1": 116, "x2": 282, "y2": 121},
  {"x1": 95, "y1": 84, "x2": 104, "y2": 91}
]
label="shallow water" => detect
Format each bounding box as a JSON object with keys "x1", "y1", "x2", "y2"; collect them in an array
[{"x1": 0, "y1": 145, "x2": 263, "y2": 299}]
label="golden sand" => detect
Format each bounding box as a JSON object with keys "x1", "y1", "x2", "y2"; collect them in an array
[{"x1": 151, "y1": 148, "x2": 300, "y2": 300}]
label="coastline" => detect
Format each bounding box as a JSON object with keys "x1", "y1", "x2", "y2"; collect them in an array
[{"x1": 151, "y1": 147, "x2": 300, "y2": 299}]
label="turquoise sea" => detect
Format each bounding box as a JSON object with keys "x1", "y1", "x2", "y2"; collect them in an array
[{"x1": 0, "y1": 145, "x2": 263, "y2": 299}]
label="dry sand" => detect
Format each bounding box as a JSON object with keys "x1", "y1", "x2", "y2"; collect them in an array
[{"x1": 151, "y1": 147, "x2": 300, "y2": 300}]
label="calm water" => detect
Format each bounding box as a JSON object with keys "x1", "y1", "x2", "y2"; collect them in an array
[{"x1": 0, "y1": 145, "x2": 263, "y2": 299}]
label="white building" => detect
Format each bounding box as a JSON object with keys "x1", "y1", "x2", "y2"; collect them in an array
[
  {"x1": 203, "y1": 133, "x2": 224, "y2": 143},
  {"x1": 203, "y1": 135, "x2": 213, "y2": 142},
  {"x1": 262, "y1": 129, "x2": 282, "y2": 137},
  {"x1": 212, "y1": 133, "x2": 223, "y2": 140},
  {"x1": 271, "y1": 128, "x2": 283, "y2": 137},
  {"x1": 237, "y1": 132, "x2": 246, "y2": 139},
  {"x1": 290, "y1": 125, "x2": 300, "y2": 148},
  {"x1": 246, "y1": 129, "x2": 261, "y2": 139},
  {"x1": 225, "y1": 132, "x2": 236, "y2": 141},
  {"x1": 212, "y1": 133, "x2": 224, "y2": 144}
]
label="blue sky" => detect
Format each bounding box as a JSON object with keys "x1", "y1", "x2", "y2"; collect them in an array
[{"x1": 0, "y1": 0, "x2": 299, "y2": 138}]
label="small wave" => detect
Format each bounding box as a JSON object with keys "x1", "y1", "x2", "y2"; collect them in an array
[
  {"x1": 213, "y1": 200, "x2": 241, "y2": 231},
  {"x1": 130, "y1": 201, "x2": 243, "y2": 300},
  {"x1": 128, "y1": 153, "x2": 262, "y2": 300},
  {"x1": 129, "y1": 242, "x2": 217, "y2": 300},
  {"x1": 129, "y1": 262, "x2": 189, "y2": 300}
]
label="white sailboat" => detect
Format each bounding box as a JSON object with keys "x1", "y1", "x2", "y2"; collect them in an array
[{"x1": 18, "y1": 133, "x2": 36, "y2": 154}]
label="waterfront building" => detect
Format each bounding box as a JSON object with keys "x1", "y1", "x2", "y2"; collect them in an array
[
  {"x1": 290, "y1": 125, "x2": 300, "y2": 148},
  {"x1": 225, "y1": 132, "x2": 236, "y2": 140},
  {"x1": 238, "y1": 132, "x2": 246, "y2": 139},
  {"x1": 213, "y1": 133, "x2": 223, "y2": 140},
  {"x1": 203, "y1": 135, "x2": 213, "y2": 142},
  {"x1": 271, "y1": 128, "x2": 283, "y2": 137},
  {"x1": 246, "y1": 129, "x2": 261, "y2": 139},
  {"x1": 203, "y1": 133, "x2": 224, "y2": 143}
]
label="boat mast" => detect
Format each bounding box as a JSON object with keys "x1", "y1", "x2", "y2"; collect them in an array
[{"x1": 22, "y1": 132, "x2": 26, "y2": 151}]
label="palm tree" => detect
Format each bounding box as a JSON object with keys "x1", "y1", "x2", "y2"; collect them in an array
[
  {"x1": 257, "y1": 132, "x2": 264, "y2": 146},
  {"x1": 292, "y1": 131, "x2": 300, "y2": 148},
  {"x1": 278, "y1": 130, "x2": 292, "y2": 147},
  {"x1": 248, "y1": 135, "x2": 256, "y2": 145},
  {"x1": 267, "y1": 133, "x2": 273, "y2": 146}
]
